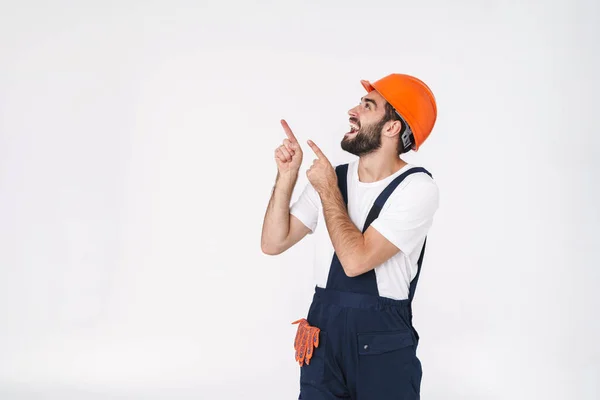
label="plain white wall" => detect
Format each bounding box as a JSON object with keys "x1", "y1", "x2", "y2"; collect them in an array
[{"x1": 1, "y1": 0, "x2": 598, "y2": 399}]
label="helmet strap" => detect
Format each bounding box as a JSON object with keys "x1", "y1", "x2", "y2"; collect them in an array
[{"x1": 396, "y1": 112, "x2": 415, "y2": 152}]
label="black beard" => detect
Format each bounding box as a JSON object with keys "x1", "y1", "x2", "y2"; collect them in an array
[{"x1": 340, "y1": 117, "x2": 388, "y2": 157}]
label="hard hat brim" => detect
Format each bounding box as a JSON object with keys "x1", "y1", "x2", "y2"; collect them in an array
[{"x1": 360, "y1": 80, "x2": 375, "y2": 93}]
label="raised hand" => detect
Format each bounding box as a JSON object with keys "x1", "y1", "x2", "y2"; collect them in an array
[
  {"x1": 306, "y1": 140, "x2": 337, "y2": 195},
  {"x1": 275, "y1": 119, "x2": 303, "y2": 176}
]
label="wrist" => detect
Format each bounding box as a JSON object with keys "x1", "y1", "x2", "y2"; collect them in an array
[
  {"x1": 319, "y1": 185, "x2": 336, "y2": 203},
  {"x1": 275, "y1": 170, "x2": 298, "y2": 193},
  {"x1": 279, "y1": 169, "x2": 299, "y2": 179}
]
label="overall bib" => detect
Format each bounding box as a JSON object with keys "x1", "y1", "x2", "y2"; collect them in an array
[{"x1": 297, "y1": 164, "x2": 431, "y2": 400}]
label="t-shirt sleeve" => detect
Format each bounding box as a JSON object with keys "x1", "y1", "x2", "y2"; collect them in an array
[
  {"x1": 370, "y1": 176, "x2": 440, "y2": 255},
  {"x1": 290, "y1": 182, "x2": 321, "y2": 234}
]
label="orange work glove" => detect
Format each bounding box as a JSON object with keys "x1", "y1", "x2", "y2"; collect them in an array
[{"x1": 292, "y1": 318, "x2": 320, "y2": 366}]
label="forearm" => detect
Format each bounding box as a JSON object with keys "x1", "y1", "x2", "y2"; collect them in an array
[
  {"x1": 319, "y1": 186, "x2": 365, "y2": 276},
  {"x1": 261, "y1": 171, "x2": 298, "y2": 252}
]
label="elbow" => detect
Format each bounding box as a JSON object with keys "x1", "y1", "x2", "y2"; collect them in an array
[
  {"x1": 343, "y1": 261, "x2": 363, "y2": 278},
  {"x1": 261, "y1": 241, "x2": 283, "y2": 256},
  {"x1": 343, "y1": 255, "x2": 372, "y2": 277},
  {"x1": 345, "y1": 269, "x2": 360, "y2": 278}
]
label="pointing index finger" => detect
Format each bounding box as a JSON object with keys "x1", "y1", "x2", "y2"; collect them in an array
[
  {"x1": 307, "y1": 140, "x2": 327, "y2": 160},
  {"x1": 280, "y1": 119, "x2": 298, "y2": 143}
]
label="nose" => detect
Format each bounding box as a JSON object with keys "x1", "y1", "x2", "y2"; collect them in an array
[{"x1": 348, "y1": 106, "x2": 358, "y2": 118}]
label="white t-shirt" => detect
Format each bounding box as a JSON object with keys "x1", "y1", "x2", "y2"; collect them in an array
[{"x1": 290, "y1": 159, "x2": 440, "y2": 300}]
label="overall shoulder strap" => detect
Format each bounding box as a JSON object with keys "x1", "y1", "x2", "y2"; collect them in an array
[
  {"x1": 362, "y1": 167, "x2": 432, "y2": 233},
  {"x1": 409, "y1": 238, "x2": 427, "y2": 302},
  {"x1": 335, "y1": 164, "x2": 349, "y2": 206},
  {"x1": 373, "y1": 167, "x2": 432, "y2": 210},
  {"x1": 362, "y1": 167, "x2": 433, "y2": 302}
]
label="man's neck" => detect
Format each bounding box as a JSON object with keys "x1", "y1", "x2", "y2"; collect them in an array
[{"x1": 357, "y1": 154, "x2": 407, "y2": 183}]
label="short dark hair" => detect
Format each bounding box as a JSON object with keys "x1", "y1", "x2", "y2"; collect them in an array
[{"x1": 383, "y1": 102, "x2": 414, "y2": 154}]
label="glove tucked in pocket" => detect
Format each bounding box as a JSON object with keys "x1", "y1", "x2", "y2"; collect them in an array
[{"x1": 292, "y1": 318, "x2": 320, "y2": 367}]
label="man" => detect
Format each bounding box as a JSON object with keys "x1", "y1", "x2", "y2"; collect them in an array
[{"x1": 261, "y1": 73, "x2": 439, "y2": 399}]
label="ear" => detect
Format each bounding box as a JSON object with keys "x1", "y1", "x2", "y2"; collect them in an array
[{"x1": 382, "y1": 119, "x2": 403, "y2": 138}]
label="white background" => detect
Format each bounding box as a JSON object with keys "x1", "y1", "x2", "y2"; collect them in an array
[{"x1": 1, "y1": 0, "x2": 599, "y2": 399}]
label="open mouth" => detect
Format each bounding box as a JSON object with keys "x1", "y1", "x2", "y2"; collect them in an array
[{"x1": 346, "y1": 121, "x2": 360, "y2": 137}]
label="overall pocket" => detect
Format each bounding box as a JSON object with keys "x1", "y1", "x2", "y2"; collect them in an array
[
  {"x1": 356, "y1": 330, "x2": 421, "y2": 399},
  {"x1": 299, "y1": 330, "x2": 328, "y2": 387}
]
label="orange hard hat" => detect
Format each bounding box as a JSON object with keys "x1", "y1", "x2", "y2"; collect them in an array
[{"x1": 361, "y1": 74, "x2": 437, "y2": 151}]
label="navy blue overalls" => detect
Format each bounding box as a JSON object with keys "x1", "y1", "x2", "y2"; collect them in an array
[{"x1": 298, "y1": 164, "x2": 432, "y2": 400}]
